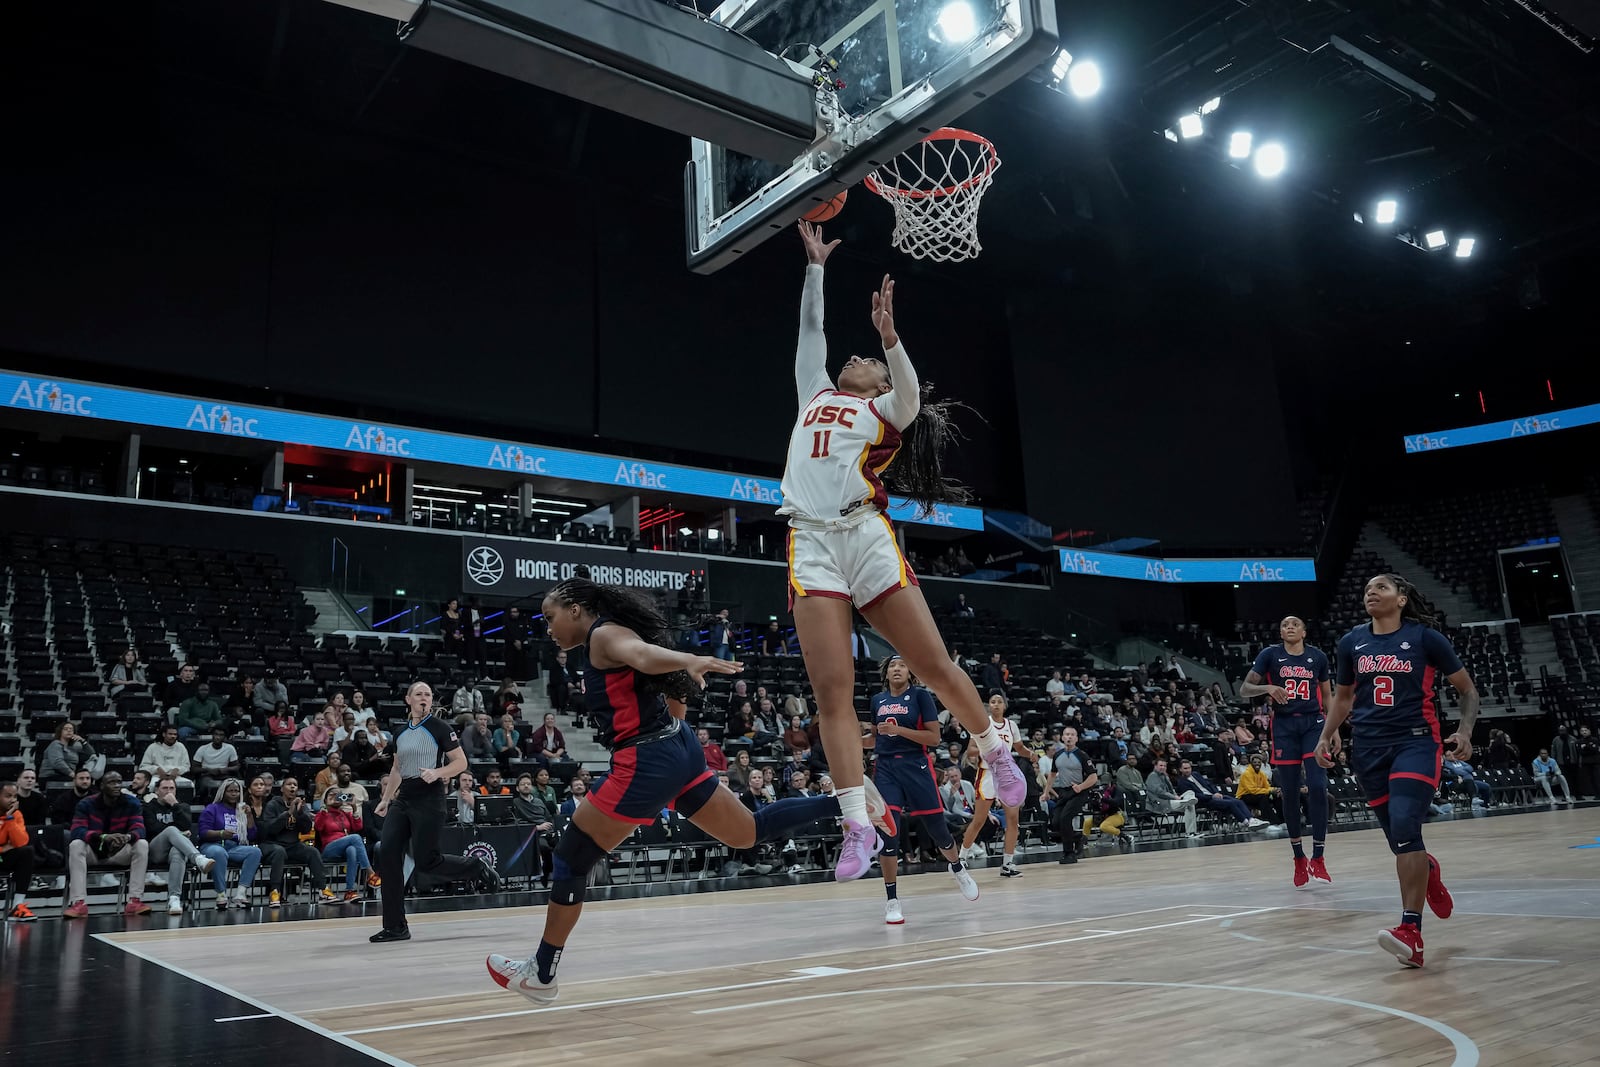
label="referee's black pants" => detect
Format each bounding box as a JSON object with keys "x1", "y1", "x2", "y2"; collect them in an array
[
  {"x1": 1050, "y1": 790, "x2": 1094, "y2": 855},
  {"x1": 378, "y1": 788, "x2": 481, "y2": 931}
]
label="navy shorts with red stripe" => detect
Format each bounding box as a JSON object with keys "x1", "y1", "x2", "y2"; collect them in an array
[
  {"x1": 587, "y1": 722, "x2": 714, "y2": 825},
  {"x1": 1351, "y1": 734, "x2": 1442, "y2": 807},
  {"x1": 874, "y1": 753, "x2": 943, "y2": 816},
  {"x1": 1270, "y1": 715, "x2": 1326, "y2": 767}
]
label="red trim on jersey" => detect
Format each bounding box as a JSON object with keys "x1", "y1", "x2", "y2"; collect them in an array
[
  {"x1": 1419, "y1": 665, "x2": 1441, "y2": 743},
  {"x1": 587, "y1": 747, "x2": 652, "y2": 824},
  {"x1": 862, "y1": 400, "x2": 903, "y2": 511},
  {"x1": 670, "y1": 769, "x2": 714, "y2": 807},
  {"x1": 861, "y1": 572, "x2": 919, "y2": 612},
  {"x1": 1392, "y1": 770, "x2": 1441, "y2": 788},
  {"x1": 604, "y1": 669, "x2": 643, "y2": 743}
]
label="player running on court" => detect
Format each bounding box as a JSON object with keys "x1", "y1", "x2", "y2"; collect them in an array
[
  {"x1": 1240, "y1": 615, "x2": 1333, "y2": 889},
  {"x1": 1315, "y1": 574, "x2": 1479, "y2": 969},
  {"x1": 783, "y1": 221, "x2": 1028, "y2": 882},
  {"x1": 486, "y1": 578, "x2": 848, "y2": 1004},
  {"x1": 957, "y1": 692, "x2": 1035, "y2": 877},
  {"x1": 863, "y1": 655, "x2": 979, "y2": 924}
]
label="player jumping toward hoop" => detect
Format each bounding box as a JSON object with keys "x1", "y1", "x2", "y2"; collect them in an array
[
  {"x1": 1240, "y1": 615, "x2": 1332, "y2": 889},
  {"x1": 783, "y1": 221, "x2": 1028, "y2": 882},
  {"x1": 1315, "y1": 574, "x2": 1479, "y2": 969}
]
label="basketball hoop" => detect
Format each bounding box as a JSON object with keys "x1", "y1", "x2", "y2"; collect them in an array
[{"x1": 864, "y1": 128, "x2": 1000, "y2": 263}]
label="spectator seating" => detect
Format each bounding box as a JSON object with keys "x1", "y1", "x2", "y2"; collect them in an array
[
  {"x1": 1552, "y1": 612, "x2": 1600, "y2": 685},
  {"x1": 1375, "y1": 485, "x2": 1559, "y2": 614}
]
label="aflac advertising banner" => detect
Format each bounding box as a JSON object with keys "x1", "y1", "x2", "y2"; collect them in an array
[
  {"x1": 1401, "y1": 401, "x2": 1600, "y2": 453},
  {"x1": 3, "y1": 371, "x2": 980, "y2": 531},
  {"x1": 1058, "y1": 548, "x2": 1316, "y2": 584}
]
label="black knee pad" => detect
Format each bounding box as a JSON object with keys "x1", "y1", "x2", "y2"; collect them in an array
[
  {"x1": 1384, "y1": 781, "x2": 1431, "y2": 855},
  {"x1": 878, "y1": 816, "x2": 901, "y2": 858},
  {"x1": 916, "y1": 813, "x2": 955, "y2": 852},
  {"x1": 550, "y1": 825, "x2": 607, "y2": 905}
]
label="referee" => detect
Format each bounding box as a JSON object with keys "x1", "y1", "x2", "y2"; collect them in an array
[{"x1": 370, "y1": 681, "x2": 502, "y2": 943}]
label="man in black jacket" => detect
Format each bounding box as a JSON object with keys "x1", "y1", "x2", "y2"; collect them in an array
[
  {"x1": 144, "y1": 777, "x2": 214, "y2": 913},
  {"x1": 260, "y1": 778, "x2": 333, "y2": 906},
  {"x1": 503, "y1": 605, "x2": 532, "y2": 681}
]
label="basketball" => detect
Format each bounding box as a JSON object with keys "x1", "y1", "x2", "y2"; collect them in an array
[{"x1": 802, "y1": 189, "x2": 848, "y2": 222}]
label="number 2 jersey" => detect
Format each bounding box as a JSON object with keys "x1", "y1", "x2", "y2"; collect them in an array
[
  {"x1": 1249, "y1": 643, "x2": 1329, "y2": 717},
  {"x1": 1334, "y1": 621, "x2": 1463, "y2": 744}
]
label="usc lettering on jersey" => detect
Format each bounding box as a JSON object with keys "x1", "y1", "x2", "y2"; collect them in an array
[{"x1": 778, "y1": 390, "x2": 902, "y2": 523}]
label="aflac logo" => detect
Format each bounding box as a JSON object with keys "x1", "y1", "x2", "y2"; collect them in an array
[
  {"x1": 615, "y1": 462, "x2": 668, "y2": 489},
  {"x1": 1145, "y1": 561, "x2": 1182, "y2": 582},
  {"x1": 1060, "y1": 552, "x2": 1103, "y2": 575},
  {"x1": 1239, "y1": 562, "x2": 1287, "y2": 581},
  {"x1": 9, "y1": 379, "x2": 91, "y2": 415},
  {"x1": 187, "y1": 404, "x2": 259, "y2": 437},
  {"x1": 346, "y1": 424, "x2": 411, "y2": 456},
  {"x1": 729, "y1": 478, "x2": 782, "y2": 504},
  {"x1": 919, "y1": 505, "x2": 957, "y2": 527},
  {"x1": 488, "y1": 445, "x2": 548, "y2": 474},
  {"x1": 1511, "y1": 415, "x2": 1560, "y2": 436},
  {"x1": 1404, "y1": 433, "x2": 1449, "y2": 452}
]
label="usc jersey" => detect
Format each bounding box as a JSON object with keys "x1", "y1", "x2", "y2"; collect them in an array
[{"x1": 778, "y1": 389, "x2": 902, "y2": 522}]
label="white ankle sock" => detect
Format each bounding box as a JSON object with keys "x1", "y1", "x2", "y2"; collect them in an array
[
  {"x1": 1003, "y1": 852, "x2": 1015, "y2": 866},
  {"x1": 973, "y1": 724, "x2": 1003, "y2": 754},
  {"x1": 11, "y1": 894, "x2": 25, "y2": 908},
  {"x1": 836, "y1": 785, "x2": 868, "y2": 826}
]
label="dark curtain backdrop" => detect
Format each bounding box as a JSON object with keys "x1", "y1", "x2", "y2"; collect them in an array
[{"x1": 1007, "y1": 285, "x2": 1299, "y2": 547}]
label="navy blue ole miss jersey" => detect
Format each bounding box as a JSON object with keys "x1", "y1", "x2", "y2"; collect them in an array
[
  {"x1": 583, "y1": 618, "x2": 674, "y2": 748},
  {"x1": 1335, "y1": 621, "x2": 1463, "y2": 743},
  {"x1": 871, "y1": 686, "x2": 938, "y2": 758},
  {"x1": 1250, "y1": 644, "x2": 1330, "y2": 717}
]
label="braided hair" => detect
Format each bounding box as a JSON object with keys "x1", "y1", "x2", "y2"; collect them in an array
[
  {"x1": 543, "y1": 578, "x2": 696, "y2": 703},
  {"x1": 883, "y1": 380, "x2": 979, "y2": 517},
  {"x1": 1378, "y1": 573, "x2": 1443, "y2": 629}
]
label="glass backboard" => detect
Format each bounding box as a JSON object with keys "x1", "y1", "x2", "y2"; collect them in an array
[{"x1": 685, "y1": 0, "x2": 1057, "y2": 273}]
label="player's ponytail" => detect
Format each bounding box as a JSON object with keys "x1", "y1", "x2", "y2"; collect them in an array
[
  {"x1": 885, "y1": 381, "x2": 978, "y2": 517},
  {"x1": 544, "y1": 578, "x2": 697, "y2": 702},
  {"x1": 1382, "y1": 573, "x2": 1443, "y2": 629}
]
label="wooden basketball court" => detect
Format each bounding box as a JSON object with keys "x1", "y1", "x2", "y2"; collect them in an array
[{"x1": 98, "y1": 809, "x2": 1600, "y2": 1067}]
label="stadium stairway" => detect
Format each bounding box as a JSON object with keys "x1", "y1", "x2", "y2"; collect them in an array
[
  {"x1": 298, "y1": 587, "x2": 365, "y2": 633},
  {"x1": 1357, "y1": 523, "x2": 1493, "y2": 625},
  {"x1": 1552, "y1": 494, "x2": 1600, "y2": 611},
  {"x1": 514, "y1": 676, "x2": 611, "y2": 769}
]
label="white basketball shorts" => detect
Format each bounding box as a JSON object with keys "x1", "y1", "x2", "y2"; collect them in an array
[{"x1": 786, "y1": 510, "x2": 918, "y2": 612}]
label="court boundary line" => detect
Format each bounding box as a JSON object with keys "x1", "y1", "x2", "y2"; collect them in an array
[
  {"x1": 95, "y1": 934, "x2": 418, "y2": 1067},
  {"x1": 337, "y1": 907, "x2": 1278, "y2": 1035},
  {"x1": 689, "y1": 981, "x2": 1481, "y2": 1067}
]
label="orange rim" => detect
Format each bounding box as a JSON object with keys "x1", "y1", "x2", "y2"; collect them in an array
[{"x1": 864, "y1": 128, "x2": 999, "y2": 200}]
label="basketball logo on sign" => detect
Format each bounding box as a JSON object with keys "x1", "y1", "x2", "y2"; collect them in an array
[
  {"x1": 464, "y1": 841, "x2": 499, "y2": 869},
  {"x1": 467, "y1": 546, "x2": 504, "y2": 587}
]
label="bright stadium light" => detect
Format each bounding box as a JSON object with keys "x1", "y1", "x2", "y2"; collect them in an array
[
  {"x1": 1163, "y1": 127, "x2": 1179, "y2": 142},
  {"x1": 1424, "y1": 229, "x2": 1447, "y2": 249},
  {"x1": 1066, "y1": 59, "x2": 1102, "y2": 98},
  {"x1": 1228, "y1": 130, "x2": 1252, "y2": 158},
  {"x1": 936, "y1": 1, "x2": 978, "y2": 43},
  {"x1": 1199, "y1": 96, "x2": 1222, "y2": 115},
  {"x1": 1178, "y1": 113, "x2": 1204, "y2": 139},
  {"x1": 1375, "y1": 199, "x2": 1398, "y2": 224},
  {"x1": 1253, "y1": 141, "x2": 1287, "y2": 177},
  {"x1": 1455, "y1": 236, "x2": 1476, "y2": 258}
]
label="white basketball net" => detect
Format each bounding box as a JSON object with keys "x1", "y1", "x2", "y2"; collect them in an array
[{"x1": 865, "y1": 129, "x2": 1000, "y2": 263}]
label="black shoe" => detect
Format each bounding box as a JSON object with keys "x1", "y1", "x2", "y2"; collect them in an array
[
  {"x1": 477, "y1": 859, "x2": 504, "y2": 893},
  {"x1": 369, "y1": 927, "x2": 411, "y2": 943},
  {"x1": 1059, "y1": 854, "x2": 1078, "y2": 864}
]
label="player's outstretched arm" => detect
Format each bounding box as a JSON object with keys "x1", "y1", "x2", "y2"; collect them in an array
[
  {"x1": 870, "y1": 274, "x2": 922, "y2": 430},
  {"x1": 795, "y1": 222, "x2": 838, "y2": 404}
]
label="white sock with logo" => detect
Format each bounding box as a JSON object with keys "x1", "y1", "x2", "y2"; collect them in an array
[
  {"x1": 836, "y1": 785, "x2": 868, "y2": 826},
  {"x1": 1003, "y1": 852, "x2": 1015, "y2": 867},
  {"x1": 973, "y1": 724, "x2": 1004, "y2": 755}
]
